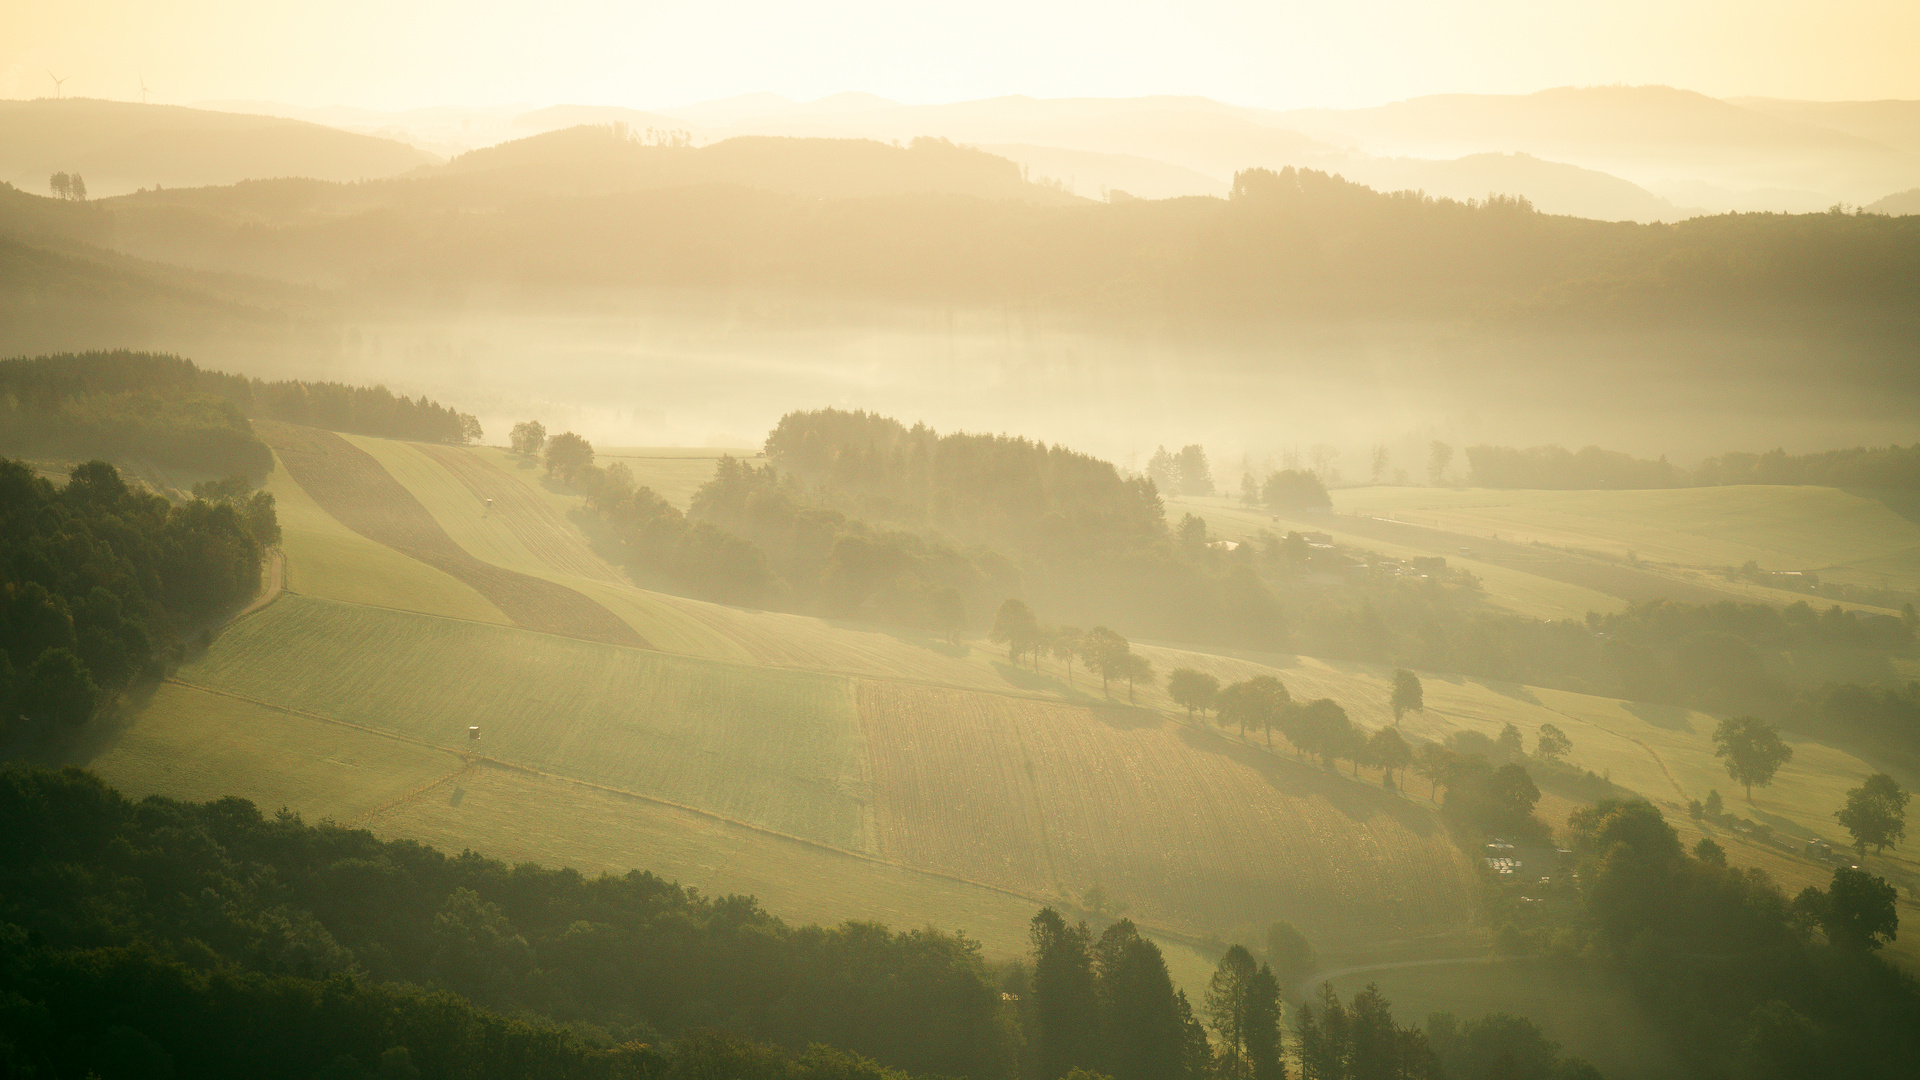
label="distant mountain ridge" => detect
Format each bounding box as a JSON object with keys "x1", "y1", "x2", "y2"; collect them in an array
[{"x1": 0, "y1": 99, "x2": 437, "y2": 199}]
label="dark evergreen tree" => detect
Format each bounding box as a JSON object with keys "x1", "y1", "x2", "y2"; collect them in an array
[{"x1": 1030, "y1": 907, "x2": 1099, "y2": 1079}]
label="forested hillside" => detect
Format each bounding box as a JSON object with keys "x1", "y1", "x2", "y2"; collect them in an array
[
  {"x1": 92, "y1": 149, "x2": 1920, "y2": 338},
  {"x1": 0, "y1": 351, "x2": 481, "y2": 476}
]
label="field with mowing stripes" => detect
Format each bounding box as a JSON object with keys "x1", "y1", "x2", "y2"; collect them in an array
[
  {"x1": 183, "y1": 594, "x2": 870, "y2": 849},
  {"x1": 77, "y1": 429, "x2": 1920, "y2": 993}
]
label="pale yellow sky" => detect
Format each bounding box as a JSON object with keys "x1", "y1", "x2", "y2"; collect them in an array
[{"x1": 5, "y1": 0, "x2": 1918, "y2": 112}]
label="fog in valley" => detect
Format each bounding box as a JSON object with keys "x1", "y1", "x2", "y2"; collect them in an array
[{"x1": 6, "y1": 4, "x2": 1920, "y2": 1080}]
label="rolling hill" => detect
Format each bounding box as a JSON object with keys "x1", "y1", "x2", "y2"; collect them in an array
[
  {"x1": 61, "y1": 428, "x2": 1916, "y2": 975},
  {"x1": 0, "y1": 98, "x2": 438, "y2": 199}
]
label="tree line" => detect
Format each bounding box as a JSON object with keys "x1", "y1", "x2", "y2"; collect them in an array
[
  {"x1": 0, "y1": 351, "x2": 482, "y2": 480},
  {"x1": 1017, "y1": 906, "x2": 1602, "y2": 1080},
  {"x1": 0, "y1": 458, "x2": 277, "y2": 737},
  {"x1": 1463, "y1": 440, "x2": 1920, "y2": 492}
]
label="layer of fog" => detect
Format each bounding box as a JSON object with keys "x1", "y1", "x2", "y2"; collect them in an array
[{"x1": 254, "y1": 302, "x2": 1920, "y2": 480}]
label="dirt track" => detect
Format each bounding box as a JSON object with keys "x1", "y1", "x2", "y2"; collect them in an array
[{"x1": 260, "y1": 422, "x2": 646, "y2": 647}]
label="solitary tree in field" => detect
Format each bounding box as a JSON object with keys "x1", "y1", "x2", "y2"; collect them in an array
[
  {"x1": 510, "y1": 420, "x2": 547, "y2": 456},
  {"x1": 1713, "y1": 715, "x2": 1794, "y2": 802},
  {"x1": 544, "y1": 431, "x2": 594, "y2": 481},
  {"x1": 1837, "y1": 773, "x2": 1910, "y2": 855},
  {"x1": 1390, "y1": 669, "x2": 1423, "y2": 724},
  {"x1": 1534, "y1": 723, "x2": 1573, "y2": 763},
  {"x1": 990, "y1": 599, "x2": 1041, "y2": 665},
  {"x1": 1167, "y1": 668, "x2": 1220, "y2": 721}
]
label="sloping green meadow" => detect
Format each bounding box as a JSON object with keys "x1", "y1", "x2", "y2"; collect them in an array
[{"x1": 184, "y1": 594, "x2": 871, "y2": 851}]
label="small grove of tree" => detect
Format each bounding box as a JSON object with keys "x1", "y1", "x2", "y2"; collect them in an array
[
  {"x1": 1205, "y1": 945, "x2": 1284, "y2": 1080},
  {"x1": 510, "y1": 419, "x2": 547, "y2": 456},
  {"x1": 1260, "y1": 469, "x2": 1331, "y2": 513},
  {"x1": 1713, "y1": 715, "x2": 1794, "y2": 801},
  {"x1": 544, "y1": 431, "x2": 595, "y2": 482},
  {"x1": 1217, "y1": 675, "x2": 1290, "y2": 746},
  {"x1": 48, "y1": 171, "x2": 87, "y2": 200},
  {"x1": 1265, "y1": 921, "x2": 1317, "y2": 990},
  {"x1": 1793, "y1": 866, "x2": 1901, "y2": 951},
  {"x1": 1533, "y1": 722, "x2": 1572, "y2": 762},
  {"x1": 1026, "y1": 908, "x2": 1208, "y2": 1080},
  {"x1": 1389, "y1": 668, "x2": 1422, "y2": 723},
  {"x1": 1287, "y1": 697, "x2": 1360, "y2": 769},
  {"x1": 1167, "y1": 667, "x2": 1221, "y2": 720},
  {"x1": 1836, "y1": 773, "x2": 1909, "y2": 855}
]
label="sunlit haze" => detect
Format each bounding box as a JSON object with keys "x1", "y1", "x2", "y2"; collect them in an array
[{"x1": 8, "y1": 0, "x2": 1920, "y2": 110}]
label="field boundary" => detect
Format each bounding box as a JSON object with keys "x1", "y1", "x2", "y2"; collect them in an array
[
  {"x1": 159, "y1": 675, "x2": 1219, "y2": 944},
  {"x1": 258, "y1": 422, "x2": 646, "y2": 648}
]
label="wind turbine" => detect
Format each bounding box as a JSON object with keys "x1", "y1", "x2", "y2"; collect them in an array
[
  {"x1": 46, "y1": 70, "x2": 68, "y2": 99},
  {"x1": 139, "y1": 72, "x2": 149, "y2": 104}
]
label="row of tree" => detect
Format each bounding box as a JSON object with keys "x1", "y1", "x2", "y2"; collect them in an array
[
  {"x1": 1463, "y1": 440, "x2": 1920, "y2": 493},
  {"x1": 990, "y1": 599, "x2": 1154, "y2": 698},
  {"x1": 1021, "y1": 907, "x2": 1601, "y2": 1080}
]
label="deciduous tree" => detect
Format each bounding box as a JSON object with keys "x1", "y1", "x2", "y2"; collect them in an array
[
  {"x1": 1167, "y1": 667, "x2": 1220, "y2": 721},
  {"x1": 510, "y1": 420, "x2": 547, "y2": 456},
  {"x1": 1533, "y1": 723, "x2": 1572, "y2": 762},
  {"x1": 1390, "y1": 669, "x2": 1422, "y2": 723},
  {"x1": 544, "y1": 431, "x2": 594, "y2": 481},
  {"x1": 1713, "y1": 715, "x2": 1794, "y2": 801},
  {"x1": 1836, "y1": 773, "x2": 1909, "y2": 855},
  {"x1": 991, "y1": 599, "x2": 1042, "y2": 664}
]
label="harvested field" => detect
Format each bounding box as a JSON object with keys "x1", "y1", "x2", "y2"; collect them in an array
[
  {"x1": 258, "y1": 422, "x2": 644, "y2": 647},
  {"x1": 857, "y1": 679, "x2": 1477, "y2": 945}
]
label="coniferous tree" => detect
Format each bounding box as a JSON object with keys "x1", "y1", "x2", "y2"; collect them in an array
[
  {"x1": 1093, "y1": 920, "x2": 1189, "y2": 1080},
  {"x1": 1031, "y1": 907, "x2": 1099, "y2": 1080}
]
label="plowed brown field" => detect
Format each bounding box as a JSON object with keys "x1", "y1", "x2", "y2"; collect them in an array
[
  {"x1": 260, "y1": 422, "x2": 645, "y2": 647},
  {"x1": 859, "y1": 680, "x2": 1476, "y2": 945}
]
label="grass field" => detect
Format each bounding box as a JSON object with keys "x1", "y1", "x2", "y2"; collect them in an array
[
  {"x1": 75, "y1": 431, "x2": 1920, "y2": 1028},
  {"x1": 1330, "y1": 485, "x2": 1920, "y2": 608},
  {"x1": 183, "y1": 594, "x2": 871, "y2": 850},
  {"x1": 265, "y1": 448, "x2": 510, "y2": 624}
]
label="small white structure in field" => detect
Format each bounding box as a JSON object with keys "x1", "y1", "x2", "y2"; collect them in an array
[{"x1": 468, "y1": 726, "x2": 481, "y2": 741}]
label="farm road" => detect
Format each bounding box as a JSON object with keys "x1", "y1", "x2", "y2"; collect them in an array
[{"x1": 259, "y1": 423, "x2": 647, "y2": 648}]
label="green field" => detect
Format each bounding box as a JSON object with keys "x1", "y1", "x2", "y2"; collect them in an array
[
  {"x1": 1332, "y1": 485, "x2": 1920, "y2": 593},
  {"x1": 72, "y1": 431, "x2": 1920, "y2": 1027},
  {"x1": 184, "y1": 594, "x2": 872, "y2": 849}
]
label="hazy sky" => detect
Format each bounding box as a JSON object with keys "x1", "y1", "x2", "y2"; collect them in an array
[{"x1": 6, "y1": 0, "x2": 1919, "y2": 111}]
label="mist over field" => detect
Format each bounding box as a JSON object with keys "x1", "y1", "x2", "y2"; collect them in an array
[{"x1": 6, "y1": 4, "x2": 1920, "y2": 1079}]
